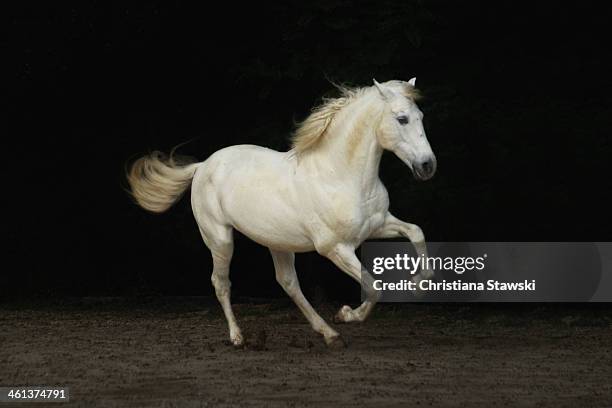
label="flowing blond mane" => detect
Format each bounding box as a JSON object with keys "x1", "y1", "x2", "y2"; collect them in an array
[{"x1": 291, "y1": 81, "x2": 420, "y2": 154}]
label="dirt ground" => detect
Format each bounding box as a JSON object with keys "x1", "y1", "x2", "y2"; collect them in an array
[{"x1": 1, "y1": 297, "x2": 611, "y2": 407}]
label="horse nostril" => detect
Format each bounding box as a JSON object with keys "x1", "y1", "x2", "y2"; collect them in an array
[{"x1": 422, "y1": 160, "x2": 432, "y2": 173}]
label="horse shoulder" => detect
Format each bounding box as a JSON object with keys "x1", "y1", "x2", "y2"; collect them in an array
[{"x1": 304, "y1": 181, "x2": 389, "y2": 250}]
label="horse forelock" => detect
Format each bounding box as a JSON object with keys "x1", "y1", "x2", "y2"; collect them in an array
[{"x1": 385, "y1": 80, "x2": 422, "y2": 101}]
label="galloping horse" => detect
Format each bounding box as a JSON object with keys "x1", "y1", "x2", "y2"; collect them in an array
[{"x1": 127, "y1": 78, "x2": 436, "y2": 347}]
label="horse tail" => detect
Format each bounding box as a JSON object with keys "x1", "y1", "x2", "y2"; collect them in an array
[{"x1": 126, "y1": 149, "x2": 200, "y2": 213}]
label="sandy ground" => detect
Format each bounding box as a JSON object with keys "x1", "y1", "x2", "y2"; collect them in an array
[{"x1": 1, "y1": 297, "x2": 611, "y2": 407}]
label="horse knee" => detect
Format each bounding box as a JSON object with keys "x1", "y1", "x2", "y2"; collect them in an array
[
  {"x1": 409, "y1": 224, "x2": 425, "y2": 243},
  {"x1": 212, "y1": 242, "x2": 233, "y2": 263},
  {"x1": 276, "y1": 272, "x2": 299, "y2": 295}
]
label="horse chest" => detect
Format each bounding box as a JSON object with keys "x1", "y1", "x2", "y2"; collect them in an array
[
  {"x1": 326, "y1": 195, "x2": 387, "y2": 242},
  {"x1": 357, "y1": 210, "x2": 385, "y2": 241},
  {"x1": 360, "y1": 196, "x2": 388, "y2": 234}
]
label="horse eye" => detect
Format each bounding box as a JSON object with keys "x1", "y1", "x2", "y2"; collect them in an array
[{"x1": 397, "y1": 115, "x2": 409, "y2": 125}]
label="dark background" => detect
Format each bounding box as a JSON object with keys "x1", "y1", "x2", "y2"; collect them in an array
[{"x1": 5, "y1": 1, "x2": 611, "y2": 299}]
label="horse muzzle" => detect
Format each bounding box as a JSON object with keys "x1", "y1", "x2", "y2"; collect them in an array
[{"x1": 413, "y1": 156, "x2": 437, "y2": 180}]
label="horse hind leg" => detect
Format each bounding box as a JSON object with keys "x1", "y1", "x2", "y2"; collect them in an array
[{"x1": 199, "y1": 224, "x2": 244, "y2": 347}]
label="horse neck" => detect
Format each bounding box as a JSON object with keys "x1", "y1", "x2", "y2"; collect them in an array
[{"x1": 305, "y1": 93, "x2": 384, "y2": 193}]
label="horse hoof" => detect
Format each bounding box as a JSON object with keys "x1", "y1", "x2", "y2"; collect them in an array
[
  {"x1": 325, "y1": 335, "x2": 347, "y2": 349},
  {"x1": 333, "y1": 305, "x2": 353, "y2": 323},
  {"x1": 231, "y1": 333, "x2": 245, "y2": 348}
]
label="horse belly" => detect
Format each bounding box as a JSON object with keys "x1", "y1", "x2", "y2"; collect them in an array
[
  {"x1": 214, "y1": 148, "x2": 314, "y2": 252},
  {"x1": 227, "y1": 191, "x2": 314, "y2": 252}
]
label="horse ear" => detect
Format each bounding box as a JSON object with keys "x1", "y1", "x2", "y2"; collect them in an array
[
  {"x1": 407, "y1": 77, "x2": 417, "y2": 87},
  {"x1": 373, "y1": 79, "x2": 393, "y2": 100}
]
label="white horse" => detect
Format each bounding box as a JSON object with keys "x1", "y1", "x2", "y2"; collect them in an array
[{"x1": 127, "y1": 78, "x2": 436, "y2": 347}]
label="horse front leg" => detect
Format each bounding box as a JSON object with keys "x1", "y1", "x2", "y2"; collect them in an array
[
  {"x1": 323, "y1": 243, "x2": 381, "y2": 323},
  {"x1": 370, "y1": 212, "x2": 433, "y2": 282},
  {"x1": 269, "y1": 249, "x2": 344, "y2": 347}
]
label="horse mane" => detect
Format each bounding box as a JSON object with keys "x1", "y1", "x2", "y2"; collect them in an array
[{"x1": 291, "y1": 81, "x2": 420, "y2": 154}]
